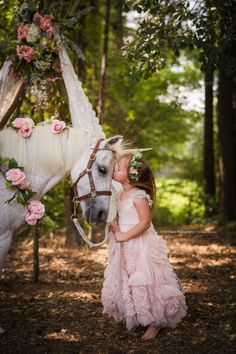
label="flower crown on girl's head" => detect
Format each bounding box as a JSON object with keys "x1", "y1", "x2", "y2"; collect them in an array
[{"x1": 128, "y1": 150, "x2": 143, "y2": 181}]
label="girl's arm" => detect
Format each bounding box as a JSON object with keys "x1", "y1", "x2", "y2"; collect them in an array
[{"x1": 115, "y1": 198, "x2": 151, "y2": 242}]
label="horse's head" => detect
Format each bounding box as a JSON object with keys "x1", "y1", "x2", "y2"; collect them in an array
[{"x1": 70, "y1": 135, "x2": 123, "y2": 225}]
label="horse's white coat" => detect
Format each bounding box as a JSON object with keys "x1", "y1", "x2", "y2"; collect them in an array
[{"x1": 0, "y1": 125, "x2": 122, "y2": 270}]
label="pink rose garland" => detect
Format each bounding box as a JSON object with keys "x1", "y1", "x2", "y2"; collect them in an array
[
  {"x1": 12, "y1": 117, "x2": 34, "y2": 128},
  {"x1": 51, "y1": 119, "x2": 66, "y2": 134},
  {"x1": 3, "y1": 157, "x2": 46, "y2": 226},
  {"x1": 12, "y1": 118, "x2": 67, "y2": 137},
  {"x1": 12, "y1": 118, "x2": 35, "y2": 138},
  {"x1": 10, "y1": 117, "x2": 65, "y2": 225},
  {"x1": 5, "y1": 168, "x2": 29, "y2": 191},
  {"x1": 25, "y1": 200, "x2": 45, "y2": 225},
  {"x1": 18, "y1": 180, "x2": 30, "y2": 190},
  {"x1": 6, "y1": 168, "x2": 26, "y2": 186}
]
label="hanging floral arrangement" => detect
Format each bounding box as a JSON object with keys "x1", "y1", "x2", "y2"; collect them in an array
[
  {"x1": 13, "y1": 3, "x2": 62, "y2": 82},
  {"x1": 2, "y1": 0, "x2": 87, "y2": 111},
  {"x1": 10, "y1": 1, "x2": 62, "y2": 110}
]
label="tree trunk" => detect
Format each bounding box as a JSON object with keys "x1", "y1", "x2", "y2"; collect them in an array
[
  {"x1": 32, "y1": 112, "x2": 44, "y2": 282},
  {"x1": 32, "y1": 225, "x2": 40, "y2": 283},
  {"x1": 113, "y1": 0, "x2": 124, "y2": 50},
  {"x1": 97, "y1": 0, "x2": 111, "y2": 123},
  {"x1": 76, "y1": 8, "x2": 87, "y2": 83},
  {"x1": 217, "y1": 69, "x2": 236, "y2": 220},
  {"x1": 203, "y1": 68, "x2": 216, "y2": 216}
]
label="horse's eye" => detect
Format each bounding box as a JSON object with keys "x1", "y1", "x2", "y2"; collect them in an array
[{"x1": 98, "y1": 166, "x2": 107, "y2": 175}]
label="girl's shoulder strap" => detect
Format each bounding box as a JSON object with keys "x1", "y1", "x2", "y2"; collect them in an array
[{"x1": 132, "y1": 189, "x2": 153, "y2": 208}]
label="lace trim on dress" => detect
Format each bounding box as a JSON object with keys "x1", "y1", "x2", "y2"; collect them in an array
[{"x1": 133, "y1": 190, "x2": 153, "y2": 208}]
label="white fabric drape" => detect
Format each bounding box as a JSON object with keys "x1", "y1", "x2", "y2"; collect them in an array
[
  {"x1": 59, "y1": 46, "x2": 104, "y2": 137},
  {"x1": 0, "y1": 47, "x2": 103, "y2": 135},
  {"x1": 0, "y1": 59, "x2": 24, "y2": 129}
]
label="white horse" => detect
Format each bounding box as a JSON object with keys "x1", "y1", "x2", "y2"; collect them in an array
[{"x1": 0, "y1": 124, "x2": 123, "y2": 271}]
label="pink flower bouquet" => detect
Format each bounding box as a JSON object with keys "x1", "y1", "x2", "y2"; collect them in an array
[{"x1": 25, "y1": 200, "x2": 45, "y2": 225}]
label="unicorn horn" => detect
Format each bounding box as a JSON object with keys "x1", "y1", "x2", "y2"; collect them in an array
[{"x1": 119, "y1": 148, "x2": 152, "y2": 155}]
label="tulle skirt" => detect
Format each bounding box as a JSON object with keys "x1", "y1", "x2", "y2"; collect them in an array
[{"x1": 102, "y1": 225, "x2": 187, "y2": 330}]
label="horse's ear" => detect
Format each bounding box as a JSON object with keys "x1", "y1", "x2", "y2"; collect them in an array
[{"x1": 105, "y1": 135, "x2": 123, "y2": 150}]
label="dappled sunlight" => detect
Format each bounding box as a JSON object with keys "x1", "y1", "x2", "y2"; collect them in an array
[
  {"x1": 46, "y1": 329, "x2": 80, "y2": 342},
  {"x1": 46, "y1": 290, "x2": 99, "y2": 301},
  {"x1": 1, "y1": 230, "x2": 235, "y2": 353}
]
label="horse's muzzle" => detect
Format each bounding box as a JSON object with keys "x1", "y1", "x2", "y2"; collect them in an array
[{"x1": 85, "y1": 203, "x2": 107, "y2": 225}]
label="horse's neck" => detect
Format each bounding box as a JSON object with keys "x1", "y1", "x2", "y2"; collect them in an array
[{"x1": 26, "y1": 171, "x2": 64, "y2": 199}]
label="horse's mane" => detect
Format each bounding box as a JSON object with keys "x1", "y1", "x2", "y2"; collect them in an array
[{"x1": 0, "y1": 125, "x2": 96, "y2": 175}]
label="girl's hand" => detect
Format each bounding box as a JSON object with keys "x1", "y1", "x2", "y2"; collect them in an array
[
  {"x1": 109, "y1": 220, "x2": 120, "y2": 233},
  {"x1": 115, "y1": 231, "x2": 127, "y2": 242}
]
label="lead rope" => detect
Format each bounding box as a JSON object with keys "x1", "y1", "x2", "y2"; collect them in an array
[{"x1": 71, "y1": 197, "x2": 110, "y2": 248}]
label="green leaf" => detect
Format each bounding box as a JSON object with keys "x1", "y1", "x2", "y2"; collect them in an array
[
  {"x1": 16, "y1": 194, "x2": 28, "y2": 206},
  {"x1": 0, "y1": 156, "x2": 10, "y2": 165},
  {"x1": 23, "y1": 190, "x2": 36, "y2": 201},
  {"x1": 38, "y1": 215, "x2": 59, "y2": 231},
  {"x1": 8, "y1": 158, "x2": 18, "y2": 169},
  {"x1": 6, "y1": 180, "x2": 13, "y2": 189}
]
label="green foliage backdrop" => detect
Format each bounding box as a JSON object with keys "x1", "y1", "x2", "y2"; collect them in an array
[{"x1": 0, "y1": 0, "x2": 212, "y2": 226}]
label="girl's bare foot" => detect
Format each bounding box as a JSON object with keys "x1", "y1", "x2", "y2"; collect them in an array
[{"x1": 141, "y1": 325, "x2": 160, "y2": 340}]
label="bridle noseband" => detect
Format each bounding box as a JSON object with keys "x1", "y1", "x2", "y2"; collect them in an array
[{"x1": 72, "y1": 138, "x2": 113, "y2": 202}]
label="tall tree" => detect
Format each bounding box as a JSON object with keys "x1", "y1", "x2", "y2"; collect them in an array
[
  {"x1": 97, "y1": 0, "x2": 111, "y2": 123},
  {"x1": 217, "y1": 3, "x2": 236, "y2": 220},
  {"x1": 203, "y1": 68, "x2": 215, "y2": 216},
  {"x1": 125, "y1": 0, "x2": 236, "y2": 220}
]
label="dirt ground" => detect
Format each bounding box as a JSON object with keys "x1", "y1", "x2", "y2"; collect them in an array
[{"x1": 0, "y1": 227, "x2": 235, "y2": 354}]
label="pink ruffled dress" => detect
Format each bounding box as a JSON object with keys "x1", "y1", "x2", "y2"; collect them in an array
[{"x1": 102, "y1": 189, "x2": 187, "y2": 331}]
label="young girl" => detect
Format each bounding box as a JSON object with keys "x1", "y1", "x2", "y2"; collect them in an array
[{"x1": 102, "y1": 151, "x2": 187, "y2": 340}]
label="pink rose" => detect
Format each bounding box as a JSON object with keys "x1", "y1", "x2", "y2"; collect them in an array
[
  {"x1": 17, "y1": 24, "x2": 30, "y2": 40},
  {"x1": 129, "y1": 167, "x2": 138, "y2": 174},
  {"x1": 25, "y1": 213, "x2": 38, "y2": 225},
  {"x1": 19, "y1": 125, "x2": 33, "y2": 138},
  {"x1": 12, "y1": 117, "x2": 35, "y2": 129},
  {"x1": 33, "y1": 12, "x2": 43, "y2": 24},
  {"x1": 51, "y1": 119, "x2": 66, "y2": 134},
  {"x1": 40, "y1": 15, "x2": 54, "y2": 32},
  {"x1": 6, "y1": 168, "x2": 26, "y2": 186},
  {"x1": 17, "y1": 45, "x2": 35, "y2": 63},
  {"x1": 28, "y1": 200, "x2": 45, "y2": 219},
  {"x1": 165, "y1": 297, "x2": 180, "y2": 317},
  {"x1": 18, "y1": 180, "x2": 30, "y2": 190}
]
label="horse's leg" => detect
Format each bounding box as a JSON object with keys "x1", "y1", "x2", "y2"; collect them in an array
[
  {"x1": 0, "y1": 231, "x2": 13, "y2": 272},
  {"x1": 0, "y1": 231, "x2": 12, "y2": 334}
]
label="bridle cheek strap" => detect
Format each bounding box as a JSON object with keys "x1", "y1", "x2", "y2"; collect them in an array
[
  {"x1": 71, "y1": 138, "x2": 113, "y2": 248},
  {"x1": 72, "y1": 138, "x2": 112, "y2": 201}
]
